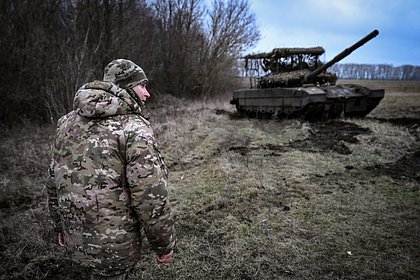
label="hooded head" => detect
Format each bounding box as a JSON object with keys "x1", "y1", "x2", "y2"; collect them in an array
[
  {"x1": 73, "y1": 80, "x2": 143, "y2": 119},
  {"x1": 103, "y1": 59, "x2": 148, "y2": 89}
]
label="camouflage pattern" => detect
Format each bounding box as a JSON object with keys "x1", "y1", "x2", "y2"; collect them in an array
[
  {"x1": 103, "y1": 59, "x2": 148, "y2": 89},
  {"x1": 45, "y1": 80, "x2": 175, "y2": 276}
]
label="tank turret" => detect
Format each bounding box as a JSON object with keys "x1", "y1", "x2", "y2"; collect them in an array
[{"x1": 247, "y1": 30, "x2": 379, "y2": 88}]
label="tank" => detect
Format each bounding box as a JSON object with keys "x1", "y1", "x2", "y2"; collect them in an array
[{"x1": 230, "y1": 30, "x2": 385, "y2": 119}]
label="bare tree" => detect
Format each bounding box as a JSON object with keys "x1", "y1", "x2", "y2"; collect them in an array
[
  {"x1": 200, "y1": 0, "x2": 260, "y2": 97},
  {"x1": 152, "y1": 0, "x2": 205, "y2": 97},
  {"x1": 331, "y1": 63, "x2": 420, "y2": 80},
  {"x1": 152, "y1": 0, "x2": 259, "y2": 98}
]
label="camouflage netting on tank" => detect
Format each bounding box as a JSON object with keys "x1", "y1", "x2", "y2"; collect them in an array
[
  {"x1": 258, "y1": 70, "x2": 338, "y2": 88},
  {"x1": 259, "y1": 70, "x2": 311, "y2": 88}
]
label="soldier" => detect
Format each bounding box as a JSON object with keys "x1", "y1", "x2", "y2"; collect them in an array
[{"x1": 46, "y1": 59, "x2": 176, "y2": 280}]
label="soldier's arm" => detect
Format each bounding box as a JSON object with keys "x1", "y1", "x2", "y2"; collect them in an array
[
  {"x1": 126, "y1": 132, "x2": 176, "y2": 256},
  {"x1": 45, "y1": 147, "x2": 63, "y2": 234},
  {"x1": 45, "y1": 118, "x2": 69, "y2": 235}
]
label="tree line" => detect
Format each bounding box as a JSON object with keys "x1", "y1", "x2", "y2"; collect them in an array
[
  {"x1": 330, "y1": 64, "x2": 420, "y2": 80},
  {"x1": 0, "y1": 0, "x2": 260, "y2": 126}
]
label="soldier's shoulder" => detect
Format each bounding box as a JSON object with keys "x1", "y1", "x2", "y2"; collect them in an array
[
  {"x1": 124, "y1": 114, "x2": 152, "y2": 130},
  {"x1": 56, "y1": 111, "x2": 76, "y2": 128},
  {"x1": 124, "y1": 115, "x2": 156, "y2": 143}
]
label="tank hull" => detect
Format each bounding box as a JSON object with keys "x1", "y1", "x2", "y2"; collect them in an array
[{"x1": 230, "y1": 84, "x2": 384, "y2": 119}]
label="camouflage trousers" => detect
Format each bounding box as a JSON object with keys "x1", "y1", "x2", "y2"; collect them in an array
[{"x1": 90, "y1": 271, "x2": 129, "y2": 280}]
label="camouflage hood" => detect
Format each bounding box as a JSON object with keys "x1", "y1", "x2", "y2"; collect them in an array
[{"x1": 73, "y1": 81, "x2": 141, "y2": 118}]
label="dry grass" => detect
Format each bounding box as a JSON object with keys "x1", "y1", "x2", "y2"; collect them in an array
[{"x1": 0, "y1": 80, "x2": 419, "y2": 279}]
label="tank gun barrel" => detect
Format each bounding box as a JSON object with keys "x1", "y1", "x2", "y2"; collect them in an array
[{"x1": 304, "y1": 29, "x2": 379, "y2": 82}]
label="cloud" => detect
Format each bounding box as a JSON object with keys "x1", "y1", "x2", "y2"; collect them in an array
[
  {"x1": 306, "y1": 0, "x2": 368, "y2": 23},
  {"x1": 248, "y1": 0, "x2": 420, "y2": 65}
]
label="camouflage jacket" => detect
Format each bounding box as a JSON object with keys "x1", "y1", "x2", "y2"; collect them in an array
[{"x1": 45, "y1": 81, "x2": 175, "y2": 275}]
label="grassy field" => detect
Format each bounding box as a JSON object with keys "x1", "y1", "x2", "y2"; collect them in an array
[{"x1": 1, "y1": 80, "x2": 419, "y2": 279}]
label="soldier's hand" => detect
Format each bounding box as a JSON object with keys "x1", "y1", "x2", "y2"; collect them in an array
[
  {"x1": 156, "y1": 251, "x2": 173, "y2": 264},
  {"x1": 57, "y1": 232, "x2": 65, "y2": 247}
]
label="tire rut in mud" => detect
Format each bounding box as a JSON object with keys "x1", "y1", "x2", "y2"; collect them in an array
[
  {"x1": 365, "y1": 150, "x2": 420, "y2": 181},
  {"x1": 228, "y1": 120, "x2": 371, "y2": 156},
  {"x1": 370, "y1": 117, "x2": 420, "y2": 140},
  {"x1": 289, "y1": 120, "x2": 371, "y2": 154}
]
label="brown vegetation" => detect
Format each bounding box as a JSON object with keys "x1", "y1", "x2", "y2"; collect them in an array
[{"x1": 0, "y1": 80, "x2": 419, "y2": 279}]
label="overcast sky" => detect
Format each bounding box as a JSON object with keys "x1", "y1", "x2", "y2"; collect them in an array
[{"x1": 247, "y1": 0, "x2": 420, "y2": 66}]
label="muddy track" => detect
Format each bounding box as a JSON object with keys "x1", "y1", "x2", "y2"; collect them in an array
[
  {"x1": 370, "y1": 117, "x2": 420, "y2": 140},
  {"x1": 370, "y1": 117, "x2": 420, "y2": 127},
  {"x1": 289, "y1": 120, "x2": 371, "y2": 154},
  {"x1": 228, "y1": 120, "x2": 371, "y2": 156},
  {"x1": 365, "y1": 150, "x2": 420, "y2": 181}
]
